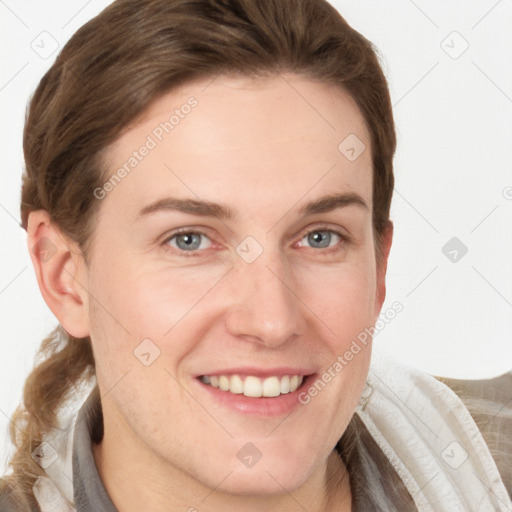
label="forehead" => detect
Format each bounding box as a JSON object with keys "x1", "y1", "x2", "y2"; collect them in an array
[{"x1": 102, "y1": 73, "x2": 372, "y2": 222}]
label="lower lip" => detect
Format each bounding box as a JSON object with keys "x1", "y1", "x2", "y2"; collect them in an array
[{"x1": 193, "y1": 375, "x2": 315, "y2": 417}]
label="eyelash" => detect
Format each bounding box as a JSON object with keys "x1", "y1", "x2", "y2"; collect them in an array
[{"x1": 161, "y1": 225, "x2": 350, "y2": 257}]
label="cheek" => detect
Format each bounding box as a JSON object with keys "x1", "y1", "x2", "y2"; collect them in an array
[
  {"x1": 128, "y1": 265, "x2": 230, "y2": 335},
  {"x1": 87, "y1": 248, "x2": 217, "y2": 333},
  {"x1": 299, "y1": 259, "x2": 377, "y2": 346},
  {"x1": 85, "y1": 257, "x2": 228, "y2": 377}
]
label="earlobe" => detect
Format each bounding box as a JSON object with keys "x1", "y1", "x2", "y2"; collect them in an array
[{"x1": 27, "y1": 210, "x2": 90, "y2": 338}]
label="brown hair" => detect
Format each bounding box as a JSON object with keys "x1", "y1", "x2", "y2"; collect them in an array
[{"x1": 6, "y1": 0, "x2": 396, "y2": 508}]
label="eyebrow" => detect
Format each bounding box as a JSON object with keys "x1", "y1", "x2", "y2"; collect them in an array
[
  {"x1": 135, "y1": 192, "x2": 368, "y2": 222},
  {"x1": 300, "y1": 192, "x2": 368, "y2": 215}
]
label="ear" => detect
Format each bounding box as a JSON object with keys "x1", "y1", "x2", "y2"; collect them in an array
[
  {"x1": 374, "y1": 220, "x2": 393, "y2": 318},
  {"x1": 27, "y1": 210, "x2": 90, "y2": 338}
]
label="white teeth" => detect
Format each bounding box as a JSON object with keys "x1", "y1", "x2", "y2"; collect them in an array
[
  {"x1": 219, "y1": 375, "x2": 230, "y2": 391},
  {"x1": 262, "y1": 376, "x2": 281, "y2": 397},
  {"x1": 243, "y1": 376, "x2": 262, "y2": 397},
  {"x1": 280, "y1": 375, "x2": 290, "y2": 394},
  {"x1": 230, "y1": 375, "x2": 244, "y2": 394},
  {"x1": 200, "y1": 374, "x2": 305, "y2": 397}
]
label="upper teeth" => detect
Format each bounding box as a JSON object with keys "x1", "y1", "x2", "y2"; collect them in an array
[{"x1": 200, "y1": 374, "x2": 304, "y2": 397}]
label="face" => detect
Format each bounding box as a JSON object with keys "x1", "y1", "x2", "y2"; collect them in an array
[{"x1": 81, "y1": 73, "x2": 388, "y2": 500}]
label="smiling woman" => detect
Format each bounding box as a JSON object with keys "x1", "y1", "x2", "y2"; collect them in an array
[{"x1": 1, "y1": 1, "x2": 511, "y2": 512}]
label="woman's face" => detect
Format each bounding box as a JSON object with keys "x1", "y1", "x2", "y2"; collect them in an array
[{"x1": 81, "y1": 73, "x2": 390, "y2": 500}]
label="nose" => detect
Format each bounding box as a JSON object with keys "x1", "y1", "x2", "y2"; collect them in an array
[{"x1": 224, "y1": 255, "x2": 304, "y2": 348}]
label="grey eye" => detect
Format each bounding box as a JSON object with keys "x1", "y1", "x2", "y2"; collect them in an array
[
  {"x1": 169, "y1": 232, "x2": 211, "y2": 251},
  {"x1": 303, "y1": 230, "x2": 340, "y2": 249}
]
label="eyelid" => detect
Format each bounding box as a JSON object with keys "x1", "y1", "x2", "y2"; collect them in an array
[
  {"x1": 161, "y1": 226, "x2": 214, "y2": 243},
  {"x1": 295, "y1": 223, "x2": 351, "y2": 243}
]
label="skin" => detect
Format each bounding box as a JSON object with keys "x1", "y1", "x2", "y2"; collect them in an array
[{"x1": 28, "y1": 73, "x2": 393, "y2": 511}]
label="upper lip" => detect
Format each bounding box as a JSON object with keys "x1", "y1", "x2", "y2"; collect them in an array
[{"x1": 195, "y1": 367, "x2": 316, "y2": 378}]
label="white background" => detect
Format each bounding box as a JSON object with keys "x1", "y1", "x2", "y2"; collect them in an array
[{"x1": 1, "y1": 0, "x2": 512, "y2": 474}]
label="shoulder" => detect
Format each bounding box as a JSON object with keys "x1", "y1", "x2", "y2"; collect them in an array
[
  {"x1": 361, "y1": 352, "x2": 512, "y2": 509},
  {"x1": 436, "y1": 371, "x2": 512, "y2": 499}
]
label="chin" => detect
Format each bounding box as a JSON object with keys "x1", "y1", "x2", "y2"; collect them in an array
[
  {"x1": 201, "y1": 450, "x2": 317, "y2": 497},
  {"x1": 219, "y1": 469, "x2": 309, "y2": 497}
]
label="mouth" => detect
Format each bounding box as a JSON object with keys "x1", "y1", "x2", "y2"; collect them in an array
[{"x1": 194, "y1": 370, "x2": 315, "y2": 417}]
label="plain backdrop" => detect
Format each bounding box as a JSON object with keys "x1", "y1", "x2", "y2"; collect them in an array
[{"x1": 1, "y1": 0, "x2": 512, "y2": 474}]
